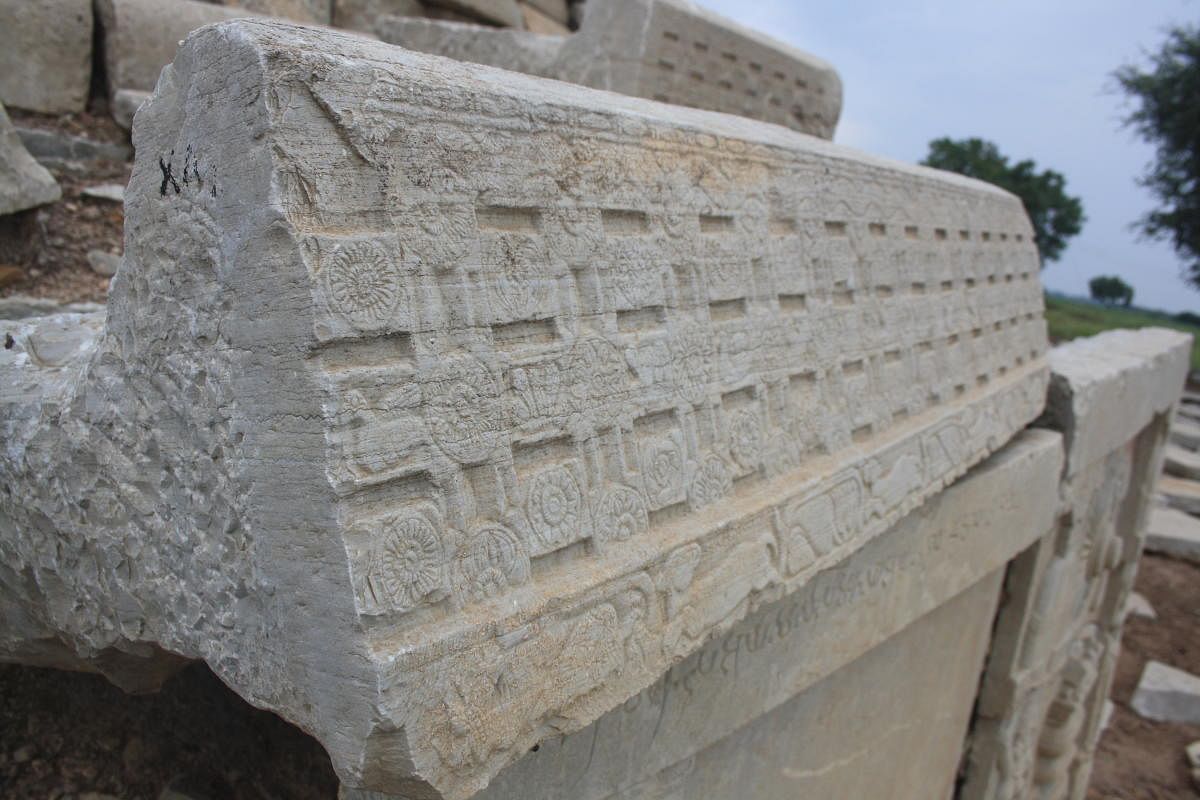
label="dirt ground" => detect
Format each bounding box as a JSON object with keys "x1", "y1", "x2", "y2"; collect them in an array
[{"x1": 1086, "y1": 553, "x2": 1200, "y2": 800}]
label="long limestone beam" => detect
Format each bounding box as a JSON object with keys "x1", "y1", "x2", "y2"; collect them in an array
[
  {"x1": 0, "y1": 20, "x2": 1047, "y2": 799},
  {"x1": 378, "y1": 0, "x2": 845, "y2": 139}
]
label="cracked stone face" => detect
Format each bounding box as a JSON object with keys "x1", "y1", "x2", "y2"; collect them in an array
[{"x1": 1, "y1": 20, "x2": 1050, "y2": 799}]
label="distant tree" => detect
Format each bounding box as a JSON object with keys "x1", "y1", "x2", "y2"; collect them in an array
[
  {"x1": 1089, "y1": 275, "x2": 1135, "y2": 307},
  {"x1": 922, "y1": 137, "x2": 1085, "y2": 265},
  {"x1": 1114, "y1": 25, "x2": 1200, "y2": 289},
  {"x1": 1176, "y1": 311, "x2": 1200, "y2": 326}
]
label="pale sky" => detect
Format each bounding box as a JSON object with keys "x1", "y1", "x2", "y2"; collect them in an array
[{"x1": 697, "y1": 0, "x2": 1198, "y2": 314}]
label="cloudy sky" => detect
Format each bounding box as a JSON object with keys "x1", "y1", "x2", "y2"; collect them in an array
[{"x1": 697, "y1": 0, "x2": 1197, "y2": 313}]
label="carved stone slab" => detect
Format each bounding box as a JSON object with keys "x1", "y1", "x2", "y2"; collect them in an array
[
  {"x1": 378, "y1": 0, "x2": 844, "y2": 138},
  {"x1": 0, "y1": 21, "x2": 1048, "y2": 799},
  {"x1": 342, "y1": 428, "x2": 1062, "y2": 800},
  {"x1": 961, "y1": 328, "x2": 1191, "y2": 800}
]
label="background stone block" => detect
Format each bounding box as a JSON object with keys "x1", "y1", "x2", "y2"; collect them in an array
[
  {"x1": 1131, "y1": 660, "x2": 1200, "y2": 725},
  {"x1": 0, "y1": 0, "x2": 93, "y2": 114},
  {"x1": 0, "y1": 103, "x2": 61, "y2": 216}
]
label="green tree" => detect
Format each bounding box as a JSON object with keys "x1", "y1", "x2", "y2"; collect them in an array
[
  {"x1": 1114, "y1": 25, "x2": 1200, "y2": 289},
  {"x1": 1089, "y1": 275, "x2": 1135, "y2": 307},
  {"x1": 921, "y1": 137, "x2": 1085, "y2": 264}
]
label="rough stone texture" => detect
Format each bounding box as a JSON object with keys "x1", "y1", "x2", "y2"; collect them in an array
[
  {"x1": 1131, "y1": 660, "x2": 1200, "y2": 725},
  {"x1": 334, "y1": 0, "x2": 426, "y2": 35},
  {"x1": 425, "y1": 0, "x2": 524, "y2": 27},
  {"x1": 378, "y1": 0, "x2": 844, "y2": 139},
  {"x1": 113, "y1": 89, "x2": 153, "y2": 132},
  {"x1": 1172, "y1": 416, "x2": 1200, "y2": 450},
  {"x1": 1164, "y1": 442, "x2": 1200, "y2": 480},
  {"x1": 961, "y1": 328, "x2": 1191, "y2": 800},
  {"x1": 0, "y1": 0, "x2": 93, "y2": 114},
  {"x1": 0, "y1": 20, "x2": 1049, "y2": 799},
  {"x1": 343, "y1": 428, "x2": 1061, "y2": 800},
  {"x1": 16, "y1": 127, "x2": 132, "y2": 171},
  {"x1": 1159, "y1": 475, "x2": 1200, "y2": 516},
  {"x1": 211, "y1": 0, "x2": 333, "y2": 23},
  {"x1": 0, "y1": 103, "x2": 62, "y2": 216},
  {"x1": 1146, "y1": 505, "x2": 1200, "y2": 564},
  {"x1": 96, "y1": 0, "x2": 253, "y2": 97}
]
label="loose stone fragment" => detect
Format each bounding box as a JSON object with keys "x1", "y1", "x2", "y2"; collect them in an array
[
  {"x1": 1164, "y1": 443, "x2": 1200, "y2": 480},
  {"x1": 1126, "y1": 591, "x2": 1157, "y2": 620},
  {"x1": 1131, "y1": 660, "x2": 1200, "y2": 725},
  {"x1": 0, "y1": 103, "x2": 61, "y2": 216},
  {"x1": 82, "y1": 184, "x2": 126, "y2": 204},
  {"x1": 112, "y1": 89, "x2": 151, "y2": 131},
  {"x1": 1173, "y1": 417, "x2": 1200, "y2": 450},
  {"x1": 0, "y1": 0, "x2": 92, "y2": 114},
  {"x1": 16, "y1": 127, "x2": 131, "y2": 171},
  {"x1": 0, "y1": 20, "x2": 1049, "y2": 799},
  {"x1": 1146, "y1": 506, "x2": 1200, "y2": 565},
  {"x1": 379, "y1": 0, "x2": 844, "y2": 138},
  {"x1": 86, "y1": 250, "x2": 122, "y2": 277}
]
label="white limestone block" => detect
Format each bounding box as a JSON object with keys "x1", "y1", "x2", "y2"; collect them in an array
[
  {"x1": 0, "y1": 20, "x2": 1050, "y2": 799},
  {"x1": 0, "y1": 0, "x2": 93, "y2": 114},
  {"x1": 1131, "y1": 660, "x2": 1200, "y2": 725},
  {"x1": 1146, "y1": 506, "x2": 1200, "y2": 564},
  {"x1": 378, "y1": 0, "x2": 844, "y2": 138},
  {"x1": 1126, "y1": 591, "x2": 1156, "y2": 620},
  {"x1": 112, "y1": 89, "x2": 152, "y2": 131},
  {"x1": 0, "y1": 103, "x2": 61, "y2": 216}
]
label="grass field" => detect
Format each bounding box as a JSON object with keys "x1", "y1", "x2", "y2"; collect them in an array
[{"x1": 1044, "y1": 293, "x2": 1200, "y2": 370}]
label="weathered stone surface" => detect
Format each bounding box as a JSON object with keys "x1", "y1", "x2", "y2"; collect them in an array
[
  {"x1": 0, "y1": 0, "x2": 92, "y2": 114},
  {"x1": 1160, "y1": 475, "x2": 1200, "y2": 516},
  {"x1": 1126, "y1": 590, "x2": 1156, "y2": 619},
  {"x1": 16, "y1": 126, "x2": 132, "y2": 170},
  {"x1": 379, "y1": 0, "x2": 844, "y2": 139},
  {"x1": 211, "y1": 0, "x2": 333, "y2": 23},
  {"x1": 113, "y1": 89, "x2": 152, "y2": 132},
  {"x1": 333, "y1": 0, "x2": 425, "y2": 35},
  {"x1": 1173, "y1": 416, "x2": 1200, "y2": 450},
  {"x1": 0, "y1": 104, "x2": 62, "y2": 216},
  {"x1": 0, "y1": 20, "x2": 1049, "y2": 799},
  {"x1": 1146, "y1": 505, "x2": 1200, "y2": 564},
  {"x1": 426, "y1": 0, "x2": 524, "y2": 27},
  {"x1": 1164, "y1": 442, "x2": 1200, "y2": 480},
  {"x1": 96, "y1": 0, "x2": 252, "y2": 97},
  {"x1": 519, "y1": 3, "x2": 569, "y2": 35},
  {"x1": 961, "y1": 328, "x2": 1191, "y2": 800},
  {"x1": 344, "y1": 429, "x2": 1061, "y2": 800},
  {"x1": 1131, "y1": 660, "x2": 1200, "y2": 725}
]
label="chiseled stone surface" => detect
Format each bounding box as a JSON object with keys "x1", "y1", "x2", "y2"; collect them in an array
[
  {"x1": 344, "y1": 428, "x2": 1061, "y2": 800},
  {"x1": 961, "y1": 328, "x2": 1191, "y2": 800},
  {"x1": 379, "y1": 0, "x2": 844, "y2": 139},
  {"x1": 0, "y1": 103, "x2": 62, "y2": 216},
  {"x1": 1, "y1": 21, "x2": 1048, "y2": 799},
  {"x1": 0, "y1": 0, "x2": 92, "y2": 114},
  {"x1": 1131, "y1": 660, "x2": 1200, "y2": 725},
  {"x1": 96, "y1": 0, "x2": 253, "y2": 96},
  {"x1": 1146, "y1": 505, "x2": 1200, "y2": 565}
]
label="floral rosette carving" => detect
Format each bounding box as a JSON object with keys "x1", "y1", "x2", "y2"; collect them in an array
[
  {"x1": 670, "y1": 322, "x2": 715, "y2": 404},
  {"x1": 689, "y1": 454, "x2": 733, "y2": 508},
  {"x1": 728, "y1": 408, "x2": 764, "y2": 472},
  {"x1": 421, "y1": 354, "x2": 504, "y2": 464},
  {"x1": 368, "y1": 512, "x2": 447, "y2": 612},
  {"x1": 640, "y1": 434, "x2": 686, "y2": 509},
  {"x1": 525, "y1": 465, "x2": 586, "y2": 555},
  {"x1": 593, "y1": 485, "x2": 649, "y2": 544},
  {"x1": 487, "y1": 236, "x2": 551, "y2": 322},
  {"x1": 322, "y1": 240, "x2": 405, "y2": 331},
  {"x1": 458, "y1": 523, "x2": 530, "y2": 602},
  {"x1": 412, "y1": 202, "x2": 476, "y2": 270}
]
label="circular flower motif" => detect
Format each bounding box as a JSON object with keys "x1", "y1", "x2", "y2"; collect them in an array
[
  {"x1": 323, "y1": 241, "x2": 404, "y2": 331},
  {"x1": 526, "y1": 466, "x2": 584, "y2": 554},
  {"x1": 671, "y1": 323, "x2": 714, "y2": 403},
  {"x1": 728, "y1": 409, "x2": 763, "y2": 471},
  {"x1": 593, "y1": 486, "x2": 649, "y2": 543},
  {"x1": 422, "y1": 355, "x2": 503, "y2": 464},
  {"x1": 413, "y1": 203, "x2": 475, "y2": 270},
  {"x1": 373, "y1": 513, "x2": 445, "y2": 611},
  {"x1": 461, "y1": 523, "x2": 530, "y2": 602}
]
